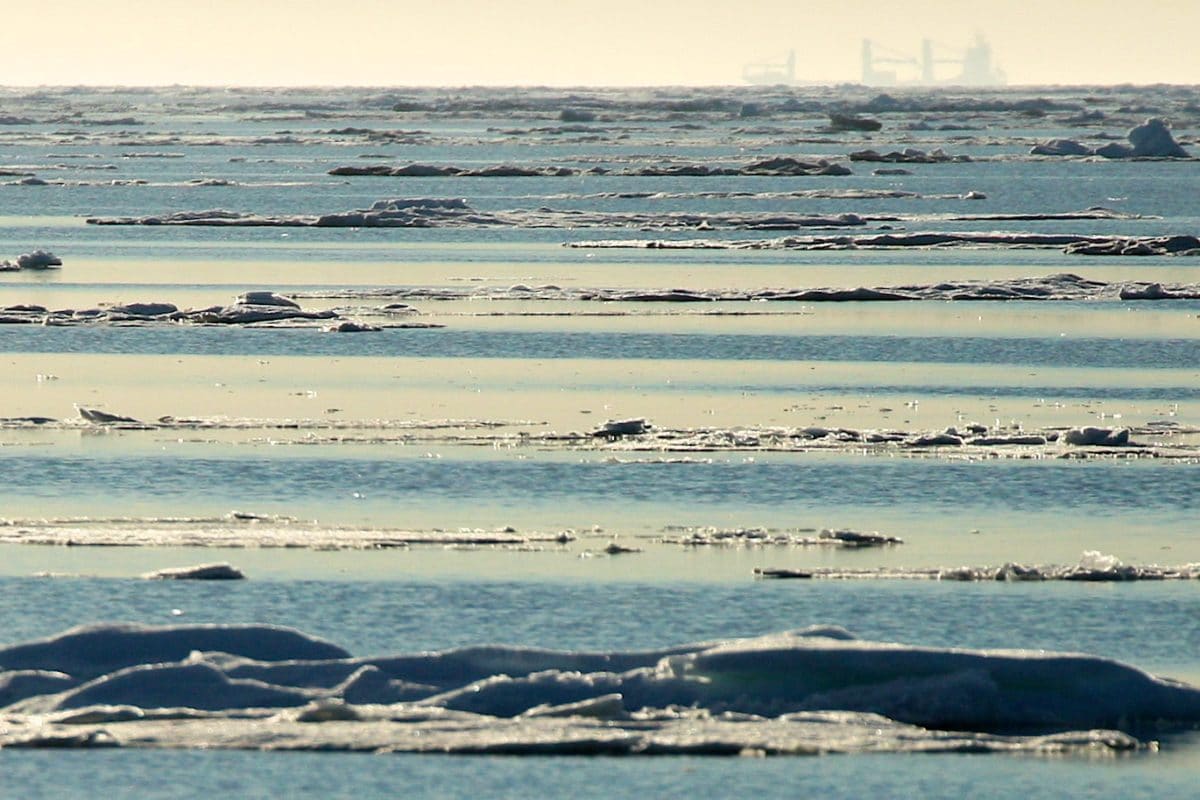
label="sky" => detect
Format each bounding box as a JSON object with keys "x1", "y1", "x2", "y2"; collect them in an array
[{"x1": 5, "y1": 1, "x2": 1199, "y2": 87}]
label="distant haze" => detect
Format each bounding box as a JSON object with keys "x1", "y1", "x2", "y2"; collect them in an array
[{"x1": 6, "y1": 0, "x2": 1198, "y2": 86}]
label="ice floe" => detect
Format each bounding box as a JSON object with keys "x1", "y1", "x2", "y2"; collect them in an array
[
  {"x1": 826, "y1": 113, "x2": 882, "y2": 132},
  {"x1": 570, "y1": 232, "x2": 1200, "y2": 256},
  {"x1": 86, "y1": 198, "x2": 874, "y2": 232},
  {"x1": 542, "y1": 188, "x2": 985, "y2": 201},
  {"x1": 849, "y1": 147, "x2": 969, "y2": 163},
  {"x1": 3, "y1": 178, "x2": 340, "y2": 188},
  {"x1": 755, "y1": 551, "x2": 1200, "y2": 583},
  {"x1": 0, "y1": 623, "x2": 1193, "y2": 753},
  {"x1": 322, "y1": 320, "x2": 382, "y2": 333},
  {"x1": 141, "y1": 563, "x2": 246, "y2": 580},
  {"x1": 1, "y1": 412, "x2": 1195, "y2": 462},
  {"x1": 0, "y1": 291, "x2": 442, "y2": 329},
  {"x1": 75, "y1": 405, "x2": 140, "y2": 425},
  {"x1": 293, "y1": 273, "x2": 1200, "y2": 305},
  {"x1": 660, "y1": 526, "x2": 902, "y2": 548},
  {"x1": 592, "y1": 418, "x2": 652, "y2": 438},
  {"x1": 0, "y1": 623, "x2": 349, "y2": 682},
  {"x1": 1031, "y1": 118, "x2": 1190, "y2": 159},
  {"x1": 1064, "y1": 236, "x2": 1200, "y2": 257},
  {"x1": 1061, "y1": 426, "x2": 1131, "y2": 447},
  {"x1": 15, "y1": 250, "x2": 62, "y2": 269},
  {"x1": 0, "y1": 512, "x2": 576, "y2": 549},
  {"x1": 328, "y1": 156, "x2": 855, "y2": 178},
  {"x1": 0, "y1": 250, "x2": 62, "y2": 271},
  {"x1": 87, "y1": 198, "x2": 1158, "y2": 234}
]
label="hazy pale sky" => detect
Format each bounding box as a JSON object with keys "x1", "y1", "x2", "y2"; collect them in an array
[{"x1": 6, "y1": 1, "x2": 1199, "y2": 86}]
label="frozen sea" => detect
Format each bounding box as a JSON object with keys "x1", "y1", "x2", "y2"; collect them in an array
[{"x1": 0, "y1": 83, "x2": 1199, "y2": 797}]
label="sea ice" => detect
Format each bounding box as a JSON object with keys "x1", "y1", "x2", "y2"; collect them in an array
[
  {"x1": 0, "y1": 623, "x2": 350, "y2": 680},
  {"x1": 2, "y1": 624, "x2": 1193, "y2": 741},
  {"x1": 322, "y1": 320, "x2": 381, "y2": 333},
  {"x1": 103, "y1": 302, "x2": 178, "y2": 317},
  {"x1": 141, "y1": 563, "x2": 246, "y2": 580},
  {"x1": 826, "y1": 113, "x2": 882, "y2": 132},
  {"x1": 755, "y1": 551, "x2": 1198, "y2": 583},
  {"x1": 1030, "y1": 118, "x2": 1190, "y2": 159},
  {"x1": 1, "y1": 617, "x2": 1191, "y2": 754},
  {"x1": 1127, "y1": 118, "x2": 1189, "y2": 157},
  {"x1": 75, "y1": 405, "x2": 140, "y2": 425},
  {"x1": 592, "y1": 418, "x2": 651, "y2": 437},
  {"x1": 2, "y1": 250, "x2": 63, "y2": 270},
  {"x1": 1061, "y1": 426, "x2": 1131, "y2": 447},
  {"x1": 235, "y1": 291, "x2": 299, "y2": 308}
]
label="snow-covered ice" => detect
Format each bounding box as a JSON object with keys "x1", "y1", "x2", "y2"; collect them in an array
[{"x1": 0, "y1": 623, "x2": 1190, "y2": 754}]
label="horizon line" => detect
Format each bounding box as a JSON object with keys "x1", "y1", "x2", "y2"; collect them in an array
[{"x1": 2, "y1": 81, "x2": 1198, "y2": 91}]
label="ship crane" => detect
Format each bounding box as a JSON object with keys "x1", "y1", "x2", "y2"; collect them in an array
[
  {"x1": 741, "y1": 36, "x2": 1004, "y2": 87},
  {"x1": 860, "y1": 40, "x2": 919, "y2": 86},
  {"x1": 861, "y1": 35, "x2": 1005, "y2": 86},
  {"x1": 742, "y1": 51, "x2": 796, "y2": 85},
  {"x1": 920, "y1": 40, "x2": 968, "y2": 83}
]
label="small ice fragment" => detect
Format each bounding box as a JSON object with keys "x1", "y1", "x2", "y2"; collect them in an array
[
  {"x1": 143, "y1": 563, "x2": 245, "y2": 580},
  {"x1": 1062, "y1": 427, "x2": 1130, "y2": 447},
  {"x1": 105, "y1": 302, "x2": 178, "y2": 317},
  {"x1": 592, "y1": 418, "x2": 650, "y2": 437},
  {"x1": 235, "y1": 291, "x2": 299, "y2": 308},
  {"x1": 322, "y1": 320, "x2": 380, "y2": 333},
  {"x1": 294, "y1": 699, "x2": 362, "y2": 723},
  {"x1": 75, "y1": 405, "x2": 140, "y2": 425},
  {"x1": 1078, "y1": 550, "x2": 1122, "y2": 572},
  {"x1": 16, "y1": 250, "x2": 62, "y2": 270}
]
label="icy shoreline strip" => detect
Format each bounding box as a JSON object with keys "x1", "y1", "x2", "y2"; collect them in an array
[
  {"x1": 326, "y1": 156, "x2": 855, "y2": 178},
  {"x1": 0, "y1": 289, "x2": 444, "y2": 330},
  {"x1": 568, "y1": 232, "x2": 1200, "y2": 256},
  {"x1": 754, "y1": 553, "x2": 1200, "y2": 582},
  {"x1": 0, "y1": 518, "x2": 575, "y2": 550},
  {"x1": 0, "y1": 711, "x2": 1142, "y2": 756},
  {"x1": 82, "y1": 198, "x2": 1153, "y2": 234},
  {"x1": 290, "y1": 273, "x2": 1200, "y2": 303},
  {"x1": 6, "y1": 274, "x2": 1199, "y2": 336},
  {"x1": 1, "y1": 415, "x2": 1197, "y2": 461},
  {"x1": 86, "y1": 203, "x2": 876, "y2": 231}
]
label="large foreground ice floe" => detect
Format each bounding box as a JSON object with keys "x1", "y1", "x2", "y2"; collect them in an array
[{"x1": 1, "y1": 623, "x2": 1194, "y2": 754}]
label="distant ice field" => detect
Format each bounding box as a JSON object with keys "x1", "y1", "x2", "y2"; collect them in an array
[{"x1": 0, "y1": 86, "x2": 1195, "y2": 569}]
